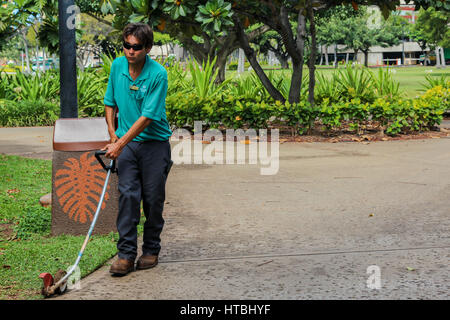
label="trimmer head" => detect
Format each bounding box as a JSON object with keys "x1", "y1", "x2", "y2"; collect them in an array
[{"x1": 39, "y1": 269, "x2": 67, "y2": 297}]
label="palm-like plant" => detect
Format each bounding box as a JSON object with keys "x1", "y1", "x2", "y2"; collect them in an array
[
  {"x1": 370, "y1": 68, "x2": 400, "y2": 99},
  {"x1": 315, "y1": 72, "x2": 341, "y2": 104},
  {"x1": 77, "y1": 70, "x2": 108, "y2": 117},
  {"x1": 187, "y1": 56, "x2": 232, "y2": 98},
  {"x1": 334, "y1": 65, "x2": 375, "y2": 103},
  {"x1": 420, "y1": 74, "x2": 449, "y2": 91},
  {"x1": 10, "y1": 71, "x2": 59, "y2": 102},
  {"x1": 166, "y1": 61, "x2": 189, "y2": 95}
]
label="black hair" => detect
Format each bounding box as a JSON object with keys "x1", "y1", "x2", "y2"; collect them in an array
[{"x1": 122, "y1": 23, "x2": 154, "y2": 49}]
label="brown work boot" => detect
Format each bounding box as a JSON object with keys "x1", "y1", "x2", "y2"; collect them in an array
[
  {"x1": 109, "y1": 258, "x2": 135, "y2": 276},
  {"x1": 136, "y1": 254, "x2": 158, "y2": 270}
]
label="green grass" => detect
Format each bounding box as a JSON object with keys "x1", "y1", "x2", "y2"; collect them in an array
[
  {"x1": 0, "y1": 155, "x2": 51, "y2": 222},
  {"x1": 0, "y1": 233, "x2": 118, "y2": 299},
  {"x1": 0, "y1": 154, "x2": 128, "y2": 300},
  {"x1": 226, "y1": 66, "x2": 450, "y2": 99}
]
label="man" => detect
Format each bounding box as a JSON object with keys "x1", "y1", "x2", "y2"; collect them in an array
[{"x1": 103, "y1": 23, "x2": 172, "y2": 276}]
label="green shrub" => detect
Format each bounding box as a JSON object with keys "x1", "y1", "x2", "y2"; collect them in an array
[
  {"x1": 166, "y1": 85, "x2": 447, "y2": 136},
  {"x1": 227, "y1": 61, "x2": 250, "y2": 71},
  {"x1": 334, "y1": 65, "x2": 375, "y2": 104},
  {"x1": 420, "y1": 74, "x2": 449, "y2": 91},
  {"x1": 187, "y1": 56, "x2": 232, "y2": 98},
  {"x1": 370, "y1": 68, "x2": 401, "y2": 100},
  {"x1": 315, "y1": 66, "x2": 400, "y2": 104},
  {"x1": 274, "y1": 100, "x2": 316, "y2": 135},
  {"x1": 166, "y1": 61, "x2": 189, "y2": 95},
  {"x1": 77, "y1": 68, "x2": 108, "y2": 117},
  {"x1": 228, "y1": 61, "x2": 238, "y2": 70},
  {"x1": 0, "y1": 99, "x2": 59, "y2": 126},
  {"x1": 226, "y1": 73, "x2": 269, "y2": 100},
  {"x1": 315, "y1": 73, "x2": 341, "y2": 104},
  {"x1": 0, "y1": 72, "x2": 15, "y2": 100},
  {"x1": 14, "y1": 205, "x2": 51, "y2": 239},
  {"x1": 9, "y1": 70, "x2": 60, "y2": 103}
]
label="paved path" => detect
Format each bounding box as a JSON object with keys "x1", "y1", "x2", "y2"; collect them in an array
[{"x1": 0, "y1": 127, "x2": 449, "y2": 299}]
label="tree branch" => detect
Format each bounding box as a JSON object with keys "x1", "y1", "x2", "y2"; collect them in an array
[{"x1": 84, "y1": 12, "x2": 113, "y2": 27}]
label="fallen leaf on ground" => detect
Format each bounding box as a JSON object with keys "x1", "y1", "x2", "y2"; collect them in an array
[
  {"x1": 406, "y1": 267, "x2": 415, "y2": 271},
  {"x1": 369, "y1": 213, "x2": 374, "y2": 217}
]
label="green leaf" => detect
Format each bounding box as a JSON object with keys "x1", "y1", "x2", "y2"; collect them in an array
[
  {"x1": 173, "y1": 6, "x2": 180, "y2": 19},
  {"x1": 131, "y1": 0, "x2": 141, "y2": 10},
  {"x1": 179, "y1": 4, "x2": 186, "y2": 16},
  {"x1": 129, "y1": 13, "x2": 146, "y2": 23},
  {"x1": 214, "y1": 19, "x2": 221, "y2": 32}
]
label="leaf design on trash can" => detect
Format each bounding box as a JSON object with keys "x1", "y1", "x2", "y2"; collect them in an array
[{"x1": 55, "y1": 152, "x2": 110, "y2": 224}]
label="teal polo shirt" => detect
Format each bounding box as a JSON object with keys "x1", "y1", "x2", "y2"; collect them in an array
[{"x1": 104, "y1": 55, "x2": 172, "y2": 141}]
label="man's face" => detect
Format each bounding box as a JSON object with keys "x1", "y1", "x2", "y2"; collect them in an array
[{"x1": 123, "y1": 35, "x2": 151, "y2": 65}]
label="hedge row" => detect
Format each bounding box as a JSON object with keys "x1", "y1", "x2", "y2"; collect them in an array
[
  {"x1": 0, "y1": 99, "x2": 59, "y2": 127},
  {"x1": 0, "y1": 86, "x2": 448, "y2": 136},
  {"x1": 166, "y1": 85, "x2": 449, "y2": 135}
]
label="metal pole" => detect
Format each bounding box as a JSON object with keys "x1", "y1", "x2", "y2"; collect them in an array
[
  {"x1": 58, "y1": 0, "x2": 78, "y2": 118},
  {"x1": 401, "y1": 26, "x2": 405, "y2": 66}
]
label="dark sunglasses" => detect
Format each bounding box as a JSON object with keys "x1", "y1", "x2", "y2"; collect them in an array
[{"x1": 123, "y1": 42, "x2": 144, "y2": 51}]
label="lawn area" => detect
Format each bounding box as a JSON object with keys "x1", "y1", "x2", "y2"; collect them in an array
[
  {"x1": 226, "y1": 65, "x2": 450, "y2": 99},
  {"x1": 0, "y1": 155, "x2": 120, "y2": 300}
]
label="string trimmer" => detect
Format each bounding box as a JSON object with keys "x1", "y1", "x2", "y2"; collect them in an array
[{"x1": 39, "y1": 150, "x2": 116, "y2": 297}]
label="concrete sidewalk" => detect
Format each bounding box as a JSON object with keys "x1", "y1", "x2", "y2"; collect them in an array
[{"x1": 0, "y1": 127, "x2": 449, "y2": 299}]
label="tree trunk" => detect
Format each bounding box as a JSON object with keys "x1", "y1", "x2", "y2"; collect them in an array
[
  {"x1": 180, "y1": 29, "x2": 245, "y2": 83},
  {"x1": 215, "y1": 54, "x2": 228, "y2": 84},
  {"x1": 364, "y1": 50, "x2": 369, "y2": 67},
  {"x1": 42, "y1": 48, "x2": 46, "y2": 73},
  {"x1": 325, "y1": 45, "x2": 329, "y2": 66},
  {"x1": 439, "y1": 47, "x2": 446, "y2": 68},
  {"x1": 21, "y1": 33, "x2": 31, "y2": 73},
  {"x1": 287, "y1": 10, "x2": 307, "y2": 104},
  {"x1": 334, "y1": 44, "x2": 338, "y2": 68},
  {"x1": 36, "y1": 45, "x2": 40, "y2": 73},
  {"x1": 307, "y1": 4, "x2": 316, "y2": 107},
  {"x1": 319, "y1": 45, "x2": 323, "y2": 65},
  {"x1": 233, "y1": 15, "x2": 285, "y2": 103},
  {"x1": 274, "y1": 51, "x2": 289, "y2": 69}
]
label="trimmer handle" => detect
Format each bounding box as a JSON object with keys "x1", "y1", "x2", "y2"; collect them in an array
[{"x1": 95, "y1": 150, "x2": 116, "y2": 173}]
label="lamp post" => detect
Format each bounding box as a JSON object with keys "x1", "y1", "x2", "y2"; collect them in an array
[{"x1": 58, "y1": 0, "x2": 78, "y2": 118}]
